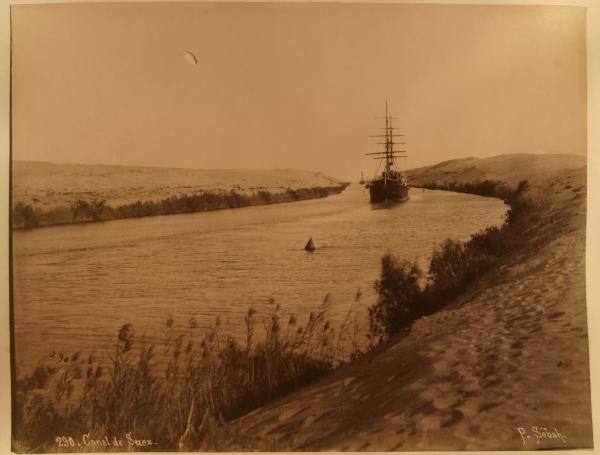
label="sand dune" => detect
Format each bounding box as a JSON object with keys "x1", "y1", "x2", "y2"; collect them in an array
[
  {"x1": 216, "y1": 162, "x2": 590, "y2": 450},
  {"x1": 12, "y1": 161, "x2": 342, "y2": 209},
  {"x1": 406, "y1": 153, "x2": 585, "y2": 187}
]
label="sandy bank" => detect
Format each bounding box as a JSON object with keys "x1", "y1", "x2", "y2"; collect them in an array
[
  {"x1": 12, "y1": 161, "x2": 343, "y2": 210},
  {"x1": 11, "y1": 161, "x2": 348, "y2": 228},
  {"x1": 218, "y1": 166, "x2": 590, "y2": 450},
  {"x1": 407, "y1": 153, "x2": 585, "y2": 187}
]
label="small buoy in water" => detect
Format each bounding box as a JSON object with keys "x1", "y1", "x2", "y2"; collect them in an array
[{"x1": 305, "y1": 237, "x2": 315, "y2": 252}]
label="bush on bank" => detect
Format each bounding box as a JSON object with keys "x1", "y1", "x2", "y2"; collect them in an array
[
  {"x1": 368, "y1": 179, "x2": 545, "y2": 343},
  {"x1": 11, "y1": 184, "x2": 350, "y2": 229}
]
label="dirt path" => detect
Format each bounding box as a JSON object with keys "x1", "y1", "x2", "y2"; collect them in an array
[{"x1": 219, "y1": 169, "x2": 591, "y2": 451}]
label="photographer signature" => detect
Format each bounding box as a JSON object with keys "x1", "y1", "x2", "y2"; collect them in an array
[{"x1": 516, "y1": 426, "x2": 567, "y2": 446}]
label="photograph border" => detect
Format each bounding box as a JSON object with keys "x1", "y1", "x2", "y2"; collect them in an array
[{"x1": 1, "y1": 0, "x2": 598, "y2": 453}]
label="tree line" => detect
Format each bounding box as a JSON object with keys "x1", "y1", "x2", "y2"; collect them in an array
[{"x1": 11, "y1": 184, "x2": 350, "y2": 229}]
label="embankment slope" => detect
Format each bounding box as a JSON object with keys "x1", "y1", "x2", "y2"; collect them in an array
[
  {"x1": 407, "y1": 153, "x2": 586, "y2": 187},
  {"x1": 221, "y1": 155, "x2": 590, "y2": 450},
  {"x1": 12, "y1": 160, "x2": 343, "y2": 209}
]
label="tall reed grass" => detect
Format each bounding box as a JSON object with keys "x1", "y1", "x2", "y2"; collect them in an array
[{"x1": 14, "y1": 297, "x2": 363, "y2": 452}]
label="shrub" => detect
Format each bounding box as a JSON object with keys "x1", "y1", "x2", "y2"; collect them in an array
[
  {"x1": 368, "y1": 178, "x2": 552, "y2": 341},
  {"x1": 12, "y1": 202, "x2": 40, "y2": 228},
  {"x1": 368, "y1": 255, "x2": 423, "y2": 343},
  {"x1": 71, "y1": 198, "x2": 107, "y2": 221},
  {"x1": 427, "y1": 239, "x2": 470, "y2": 296},
  {"x1": 256, "y1": 191, "x2": 271, "y2": 203}
]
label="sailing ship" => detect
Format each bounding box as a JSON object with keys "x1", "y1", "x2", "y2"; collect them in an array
[{"x1": 365, "y1": 102, "x2": 409, "y2": 203}]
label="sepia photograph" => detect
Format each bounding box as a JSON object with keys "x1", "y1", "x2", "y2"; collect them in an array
[{"x1": 7, "y1": 1, "x2": 595, "y2": 452}]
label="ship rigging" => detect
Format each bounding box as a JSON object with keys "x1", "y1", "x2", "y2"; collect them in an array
[{"x1": 365, "y1": 102, "x2": 409, "y2": 203}]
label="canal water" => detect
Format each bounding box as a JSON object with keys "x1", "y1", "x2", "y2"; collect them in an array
[{"x1": 12, "y1": 184, "x2": 507, "y2": 374}]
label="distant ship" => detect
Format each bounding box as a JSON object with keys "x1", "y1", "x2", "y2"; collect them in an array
[{"x1": 364, "y1": 102, "x2": 409, "y2": 203}]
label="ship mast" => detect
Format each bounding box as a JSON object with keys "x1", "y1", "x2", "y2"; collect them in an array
[
  {"x1": 366, "y1": 101, "x2": 407, "y2": 178},
  {"x1": 385, "y1": 101, "x2": 393, "y2": 173}
]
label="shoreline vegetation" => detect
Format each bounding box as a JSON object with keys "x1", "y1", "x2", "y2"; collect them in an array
[
  {"x1": 220, "y1": 166, "x2": 588, "y2": 451},
  {"x1": 366, "y1": 179, "x2": 548, "y2": 342},
  {"x1": 11, "y1": 183, "x2": 350, "y2": 230},
  {"x1": 14, "y1": 301, "x2": 357, "y2": 452},
  {"x1": 13, "y1": 173, "x2": 563, "y2": 452}
]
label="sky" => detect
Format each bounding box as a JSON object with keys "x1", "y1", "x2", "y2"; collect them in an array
[{"x1": 11, "y1": 3, "x2": 586, "y2": 181}]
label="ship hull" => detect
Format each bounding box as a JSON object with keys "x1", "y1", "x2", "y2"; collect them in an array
[{"x1": 368, "y1": 179, "x2": 409, "y2": 203}]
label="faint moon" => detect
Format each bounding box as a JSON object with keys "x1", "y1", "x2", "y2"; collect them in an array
[{"x1": 181, "y1": 50, "x2": 198, "y2": 66}]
